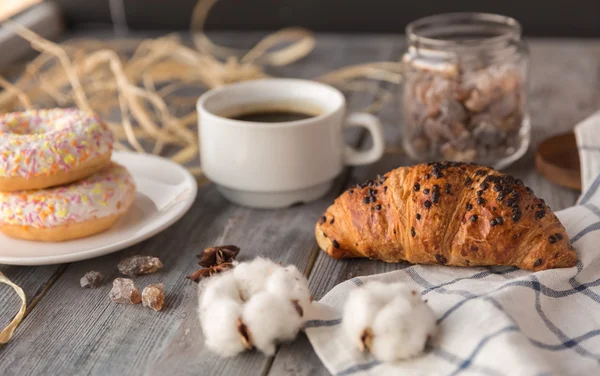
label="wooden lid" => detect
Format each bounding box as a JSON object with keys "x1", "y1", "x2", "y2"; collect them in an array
[{"x1": 535, "y1": 132, "x2": 581, "y2": 191}]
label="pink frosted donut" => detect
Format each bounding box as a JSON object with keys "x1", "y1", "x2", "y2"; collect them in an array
[
  {"x1": 0, "y1": 108, "x2": 114, "y2": 192},
  {"x1": 0, "y1": 163, "x2": 135, "y2": 242}
]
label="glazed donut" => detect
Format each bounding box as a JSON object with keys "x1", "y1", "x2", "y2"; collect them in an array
[
  {"x1": 0, "y1": 108, "x2": 113, "y2": 192},
  {"x1": 0, "y1": 163, "x2": 135, "y2": 242}
]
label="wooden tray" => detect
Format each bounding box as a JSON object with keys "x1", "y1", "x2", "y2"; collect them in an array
[{"x1": 535, "y1": 132, "x2": 581, "y2": 191}]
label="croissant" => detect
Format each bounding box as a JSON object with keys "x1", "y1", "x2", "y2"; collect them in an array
[{"x1": 315, "y1": 162, "x2": 577, "y2": 271}]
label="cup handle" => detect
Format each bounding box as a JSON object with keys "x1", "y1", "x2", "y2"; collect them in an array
[{"x1": 343, "y1": 112, "x2": 385, "y2": 166}]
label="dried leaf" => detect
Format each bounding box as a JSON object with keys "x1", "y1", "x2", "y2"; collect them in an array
[
  {"x1": 359, "y1": 328, "x2": 374, "y2": 352},
  {"x1": 236, "y1": 318, "x2": 253, "y2": 350},
  {"x1": 291, "y1": 299, "x2": 303, "y2": 317}
]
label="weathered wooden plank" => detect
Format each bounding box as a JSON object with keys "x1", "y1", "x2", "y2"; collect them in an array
[
  {"x1": 0, "y1": 33, "x2": 396, "y2": 376},
  {"x1": 0, "y1": 265, "x2": 63, "y2": 334},
  {"x1": 268, "y1": 39, "x2": 600, "y2": 376}
]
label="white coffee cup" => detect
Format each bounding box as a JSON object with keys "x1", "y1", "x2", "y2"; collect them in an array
[{"x1": 197, "y1": 78, "x2": 385, "y2": 209}]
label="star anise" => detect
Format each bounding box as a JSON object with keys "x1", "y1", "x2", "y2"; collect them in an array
[
  {"x1": 187, "y1": 262, "x2": 234, "y2": 283},
  {"x1": 197, "y1": 245, "x2": 240, "y2": 267}
]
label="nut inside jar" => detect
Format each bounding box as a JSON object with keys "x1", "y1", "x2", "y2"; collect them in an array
[{"x1": 400, "y1": 13, "x2": 530, "y2": 169}]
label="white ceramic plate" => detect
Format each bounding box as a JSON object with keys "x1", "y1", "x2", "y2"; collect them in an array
[{"x1": 0, "y1": 151, "x2": 198, "y2": 266}]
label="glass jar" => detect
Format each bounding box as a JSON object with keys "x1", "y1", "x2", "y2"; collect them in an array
[{"x1": 400, "y1": 13, "x2": 530, "y2": 169}]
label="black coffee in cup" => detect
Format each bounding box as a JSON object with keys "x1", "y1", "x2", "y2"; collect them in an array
[
  {"x1": 230, "y1": 110, "x2": 315, "y2": 123},
  {"x1": 221, "y1": 101, "x2": 322, "y2": 123}
]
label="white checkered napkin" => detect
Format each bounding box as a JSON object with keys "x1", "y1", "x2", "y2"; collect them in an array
[{"x1": 304, "y1": 114, "x2": 600, "y2": 376}]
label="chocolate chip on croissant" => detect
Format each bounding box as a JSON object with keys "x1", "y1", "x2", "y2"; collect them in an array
[{"x1": 315, "y1": 162, "x2": 576, "y2": 271}]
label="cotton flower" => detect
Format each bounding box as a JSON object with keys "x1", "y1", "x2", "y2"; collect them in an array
[
  {"x1": 199, "y1": 272, "x2": 242, "y2": 311},
  {"x1": 241, "y1": 291, "x2": 304, "y2": 355},
  {"x1": 342, "y1": 284, "x2": 387, "y2": 352},
  {"x1": 264, "y1": 264, "x2": 312, "y2": 315},
  {"x1": 370, "y1": 297, "x2": 436, "y2": 362},
  {"x1": 342, "y1": 282, "x2": 436, "y2": 362},
  {"x1": 198, "y1": 257, "x2": 312, "y2": 357},
  {"x1": 232, "y1": 257, "x2": 281, "y2": 301},
  {"x1": 201, "y1": 298, "x2": 247, "y2": 357},
  {"x1": 364, "y1": 281, "x2": 422, "y2": 306}
]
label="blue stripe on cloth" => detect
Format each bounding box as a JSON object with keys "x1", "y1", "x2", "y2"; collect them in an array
[
  {"x1": 579, "y1": 173, "x2": 600, "y2": 205},
  {"x1": 529, "y1": 329, "x2": 600, "y2": 350},
  {"x1": 571, "y1": 221, "x2": 600, "y2": 243},
  {"x1": 530, "y1": 276, "x2": 600, "y2": 360},
  {"x1": 421, "y1": 267, "x2": 518, "y2": 295},
  {"x1": 405, "y1": 269, "x2": 510, "y2": 324},
  {"x1": 433, "y1": 348, "x2": 505, "y2": 376},
  {"x1": 585, "y1": 203, "x2": 600, "y2": 219},
  {"x1": 304, "y1": 318, "x2": 342, "y2": 328},
  {"x1": 410, "y1": 265, "x2": 600, "y2": 305},
  {"x1": 406, "y1": 268, "x2": 600, "y2": 361},
  {"x1": 448, "y1": 326, "x2": 519, "y2": 376},
  {"x1": 334, "y1": 346, "x2": 508, "y2": 376},
  {"x1": 569, "y1": 260, "x2": 600, "y2": 303},
  {"x1": 351, "y1": 278, "x2": 363, "y2": 286},
  {"x1": 335, "y1": 360, "x2": 380, "y2": 376}
]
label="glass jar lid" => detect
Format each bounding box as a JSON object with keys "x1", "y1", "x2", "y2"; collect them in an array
[
  {"x1": 406, "y1": 12, "x2": 522, "y2": 49},
  {"x1": 404, "y1": 13, "x2": 526, "y2": 71}
]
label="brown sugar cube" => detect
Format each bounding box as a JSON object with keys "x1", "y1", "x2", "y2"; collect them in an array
[
  {"x1": 80, "y1": 271, "x2": 103, "y2": 289},
  {"x1": 142, "y1": 283, "x2": 165, "y2": 312},
  {"x1": 109, "y1": 278, "x2": 141, "y2": 304},
  {"x1": 118, "y1": 256, "x2": 163, "y2": 277}
]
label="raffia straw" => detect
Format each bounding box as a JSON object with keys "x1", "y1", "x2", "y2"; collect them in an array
[
  {"x1": 117, "y1": 92, "x2": 145, "y2": 153},
  {"x1": 317, "y1": 62, "x2": 404, "y2": 85},
  {"x1": 0, "y1": 272, "x2": 26, "y2": 345},
  {"x1": 3, "y1": 20, "x2": 93, "y2": 112},
  {"x1": 0, "y1": 0, "x2": 404, "y2": 176},
  {"x1": 191, "y1": 0, "x2": 315, "y2": 68},
  {"x1": 142, "y1": 74, "x2": 167, "y2": 155},
  {"x1": 191, "y1": 0, "x2": 248, "y2": 58},
  {"x1": 0, "y1": 76, "x2": 32, "y2": 109},
  {"x1": 240, "y1": 28, "x2": 316, "y2": 66}
]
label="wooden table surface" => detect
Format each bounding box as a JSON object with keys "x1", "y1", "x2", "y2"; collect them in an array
[{"x1": 1, "y1": 33, "x2": 600, "y2": 376}]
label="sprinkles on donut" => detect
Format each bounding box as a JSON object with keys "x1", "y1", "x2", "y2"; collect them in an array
[
  {"x1": 0, "y1": 163, "x2": 135, "y2": 242},
  {"x1": 0, "y1": 108, "x2": 113, "y2": 192}
]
